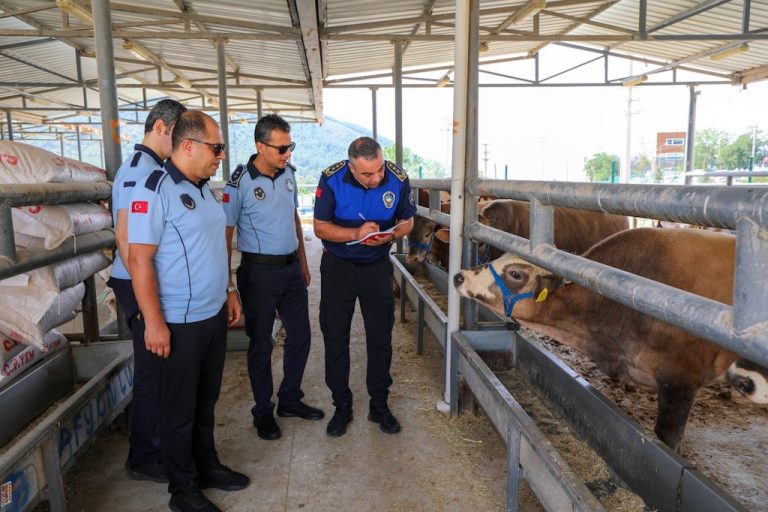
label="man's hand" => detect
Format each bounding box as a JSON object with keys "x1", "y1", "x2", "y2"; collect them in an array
[
  {"x1": 227, "y1": 291, "x2": 241, "y2": 326},
  {"x1": 362, "y1": 233, "x2": 395, "y2": 246},
  {"x1": 300, "y1": 259, "x2": 311, "y2": 287},
  {"x1": 354, "y1": 221, "x2": 380, "y2": 241},
  {"x1": 145, "y1": 321, "x2": 171, "y2": 358}
]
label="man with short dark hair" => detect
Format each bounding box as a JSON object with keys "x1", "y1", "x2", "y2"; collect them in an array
[
  {"x1": 129, "y1": 111, "x2": 248, "y2": 512},
  {"x1": 223, "y1": 114, "x2": 323, "y2": 441},
  {"x1": 108, "y1": 98, "x2": 186, "y2": 483},
  {"x1": 313, "y1": 136, "x2": 416, "y2": 437}
]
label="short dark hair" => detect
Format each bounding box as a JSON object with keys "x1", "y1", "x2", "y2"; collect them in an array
[
  {"x1": 144, "y1": 99, "x2": 186, "y2": 134},
  {"x1": 171, "y1": 111, "x2": 213, "y2": 150},
  {"x1": 254, "y1": 114, "x2": 290, "y2": 144},
  {"x1": 348, "y1": 137, "x2": 381, "y2": 160}
]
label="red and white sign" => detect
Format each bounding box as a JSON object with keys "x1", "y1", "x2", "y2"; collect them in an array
[
  {"x1": 131, "y1": 201, "x2": 149, "y2": 214},
  {"x1": 315, "y1": 188, "x2": 323, "y2": 199}
]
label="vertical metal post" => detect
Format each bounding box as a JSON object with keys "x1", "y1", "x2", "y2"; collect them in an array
[
  {"x1": 82, "y1": 275, "x2": 100, "y2": 344},
  {"x1": 217, "y1": 39, "x2": 230, "y2": 181},
  {"x1": 506, "y1": 424, "x2": 522, "y2": 511},
  {"x1": 76, "y1": 125, "x2": 82, "y2": 161},
  {"x1": 530, "y1": 199, "x2": 554, "y2": 249},
  {"x1": 393, "y1": 41, "x2": 404, "y2": 254},
  {"x1": 743, "y1": 0, "x2": 751, "y2": 33},
  {"x1": 59, "y1": 133, "x2": 65, "y2": 157},
  {"x1": 417, "y1": 297, "x2": 425, "y2": 355},
  {"x1": 399, "y1": 273, "x2": 407, "y2": 321},
  {"x1": 92, "y1": 0, "x2": 122, "y2": 181},
  {"x1": 371, "y1": 87, "x2": 378, "y2": 141},
  {"x1": 0, "y1": 203, "x2": 16, "y2": 261},
  {"x1": 733, "y1": 218, "x2": 768, "y2": 333},
  {"x1": 684, "y1": 85, "x2": 698, "y2": 178},
  {"x1": 257, "y1": 89, "x2": 263, "y2": 119},
  {"x1": 638, "y1": 0, "x2": 647, "y2": 39},
  {"x1": 462, "y1": 0, "x2": 480, "y2": 331},
  {"x1": 42, "y1": 437, "x2": 66, "y2": 512},
  {"x1": 6, "y1": 111, "x2": 13, "y2": 141}
]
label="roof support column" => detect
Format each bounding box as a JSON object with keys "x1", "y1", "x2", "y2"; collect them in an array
[
  {"x1": 462, "y1": 0, "x2": 480, "y2": 331},
  {"x1": 256, "y1": 89, "x2": 263, "y2": 119},
  {"x1": 393, "y1": 42, "x2": 403, "y2": 167},
  {"x1": 440, "y1": 0, "x2": 470, "y2": 418},
  {"x1": 76, "y1": 125, "x2": 82, "y2": 161},
  {"x1": 91, "y1": 0, "x2": 122, "y2": 181},
  {"x1": 5, "y1": 111, "x2": 12, "y2": 141},
  {"x1": 217, "y1": 39, "x2": 230, "y2": 180},
  {"x1": 371, "y1": 87, "x2": 378, "y2": 141},
  {"x1": 684, "y1": 85, "x2": 699, "y2": 182}
]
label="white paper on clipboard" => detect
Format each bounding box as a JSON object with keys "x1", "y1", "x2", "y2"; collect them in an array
[{"x1": 346, "y1": 221, "x2": 409, "y2": 245}]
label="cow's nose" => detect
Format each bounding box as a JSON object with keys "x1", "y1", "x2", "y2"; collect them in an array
[{"x1": 453, "y1": 273, "x2": 464, "y2": 287}]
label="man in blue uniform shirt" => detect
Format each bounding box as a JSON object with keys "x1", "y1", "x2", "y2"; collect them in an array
[
  {"x1": 129, "y1": 111, "x2": 248, "y2": 512},
  {"x1": 313, "y1": 136, "x2": 415, "y2": 437},
  {"x1": 107, "y1": 98, "x2": 186, "y2": 483},
  {"x1": 222, "y1": 114, "x2": 323, "y2": 441}
]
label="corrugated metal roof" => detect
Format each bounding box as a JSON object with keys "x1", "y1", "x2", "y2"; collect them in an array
[{"x1": 0, "y1": 0, "x2": 764, "y2": 132}]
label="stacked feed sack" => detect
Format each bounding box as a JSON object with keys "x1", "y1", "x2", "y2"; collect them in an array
[{"x1": 0, "y1": 142, "x2": 113, "y2": 389}]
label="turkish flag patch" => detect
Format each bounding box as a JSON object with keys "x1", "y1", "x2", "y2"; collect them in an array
[
  {"x1": 223, "y1": 193, "x2": 230, "y2": 203},
  {"x1": 315, "y1": 187, "x2": 323, "y2": 199},
  {"x1": 131, "y1": 200, "x2": 149, "y2": 214}
]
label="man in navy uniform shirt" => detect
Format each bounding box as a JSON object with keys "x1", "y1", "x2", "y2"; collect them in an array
[
  {"x1": 108, "y1": 98, "x2": 186, "y2": 483},
  {"x1": 129, "y1": 111, "x2": 248, "y2": 512},
  {"x1": 313, "y1": 137, "x2": 415, "y2": 437},
  {"x1": 222, "y1": 114, "x2": 323, "y2": 441}
]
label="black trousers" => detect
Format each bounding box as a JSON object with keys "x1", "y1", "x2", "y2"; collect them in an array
[
  {"x1": 161, "y1": 305, "x2": 227, "y2": 494},
  {"x1": 108, "y1": 276, "x2": 162, "y2": 466},
  {"x1": 319, "y1": 252, "x2": 394, "y2": 408},
  {"x1": 237, "y1": 259, "x2": 311, "y2": 418}
]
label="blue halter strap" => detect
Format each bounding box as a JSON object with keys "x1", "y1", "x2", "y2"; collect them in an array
[
  {"x1": 476, "y1": 244, "x2": 490, "y2": 265},
  {"x1": 407, "y1": 234, "x2": 433, "y2": 257},
  {"x1": 488, "y1": 263, "x2": 535, "y2": 317}
]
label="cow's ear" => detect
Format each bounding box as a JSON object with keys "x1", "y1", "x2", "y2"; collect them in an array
[
  {"x1": 535, "y1": 274, "x2": 563, "y2": 301},
  {"x1": 435, "y1": 228, "x2": 450, "y2": 243}
]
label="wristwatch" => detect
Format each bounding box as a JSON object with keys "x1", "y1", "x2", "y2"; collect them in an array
[{"x1": 227, "y1": 285, "x2": 237, "y2": 293}]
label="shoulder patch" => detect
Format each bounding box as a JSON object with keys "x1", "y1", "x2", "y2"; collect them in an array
[
  {"x1": 227, "y1": 164, "x2": 246, "y2": 188},
  {"x1": 385, "y1": 160, "x2": 408, "y2": 182},
  {"x1": 323, "y1": 160, "x2": 346, "y2": 177},
  {"x1": 144, "y1": 169, "x2": 165, "y2": 191},
  {"x1": 130, "y1": 151, "x2": 142, "y2": 168},
  {"x1": 286, "y1": 162, "x2": 297, "y2": 173}
]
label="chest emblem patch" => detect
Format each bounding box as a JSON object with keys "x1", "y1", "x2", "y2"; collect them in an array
[
  {"x1": 382, "y1": 191, "x2": 396, "y2": 209},
  {"x1": 254, "y1": 187, "x2": 266, "y2": 200},
  {"x1": 180, "y1": 193, "x2": 195, "y2": 210},
  {"x1": 285, "y1": 179, "x2": 295, "y2": 192}
]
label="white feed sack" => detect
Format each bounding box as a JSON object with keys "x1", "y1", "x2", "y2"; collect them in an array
[
  {"x1": 0, "y1": 329, "x2": 69, "y2": 389},
  {"x1": 0, "y1": 282, "x2": 84, "y2": 351},
  {"x1": 0, "y1": 140, "x2": 106, "y2": 184},
  {"x1": 12, "y1": 202, "x2": 113, "y2": 250}
]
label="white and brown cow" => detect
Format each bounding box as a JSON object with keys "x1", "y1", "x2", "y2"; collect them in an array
[{"x1": 453, "y1": 227, "x2": 762, "y2": 451}]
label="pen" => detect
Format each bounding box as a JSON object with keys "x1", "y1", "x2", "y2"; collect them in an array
[{"x1": 358, "y1": 213, "x2": 367, "y2": 222}]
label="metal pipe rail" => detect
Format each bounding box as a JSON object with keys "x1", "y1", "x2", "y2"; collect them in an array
[
  {"x1": 458, "y1": 179, "x2": 768, "y2": 368},
  {"x1": 684, "y1": 170, "x2": 768, "y2": 185}
]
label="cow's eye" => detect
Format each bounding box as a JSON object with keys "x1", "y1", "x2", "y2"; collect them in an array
[{"x1": 510, "y1": 270, "x2": 522, "y2": 280}]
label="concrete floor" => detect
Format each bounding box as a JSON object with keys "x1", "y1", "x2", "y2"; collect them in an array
[{"x1": 62, "y1": 227, "x2": 509, "y2": 512}]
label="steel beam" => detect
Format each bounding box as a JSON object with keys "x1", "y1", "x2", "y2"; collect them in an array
[
  {"x1": 92, "y1": 0, "x2": 122, "y2": 181},
  {"x1": 216, "y1": 39, "x2": 230, "y2": 180}
]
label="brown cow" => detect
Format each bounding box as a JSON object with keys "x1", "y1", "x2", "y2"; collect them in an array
[
  {"x1": 479, "y1": 199, "x2": 629, "y2": 259},
  {"x1": 452, "y1": 228, "x2": 760, "y2": 451}
]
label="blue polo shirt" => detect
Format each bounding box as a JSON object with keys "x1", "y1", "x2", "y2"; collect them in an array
[
  {"x1": 110, "y1": 144, "x2": 165, "y2": 280},
  {"x1": 314, "y1": 160, "x2": 416, "y2": 263},
  {"x1": 222, "y1": 154, "x2": 299, "y2": 255},
  {"x1": 128, "y1": 158, "x2": 227, "y2": 323}
]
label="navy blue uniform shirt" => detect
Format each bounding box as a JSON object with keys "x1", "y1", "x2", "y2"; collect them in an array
[
  {"x1": 314, "y1": 160, "x2": 416, "y2": 263},
  {"x1": 128, "y1": 159, "x2": 227, "y2": 323}
]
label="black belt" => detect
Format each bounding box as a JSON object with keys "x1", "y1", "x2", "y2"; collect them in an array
[
  {"x1": 323, "y1": 250, "x2": 389, "y2": 267},
  {"x1": 241, "y1": 250, "x2": 298, "y2": 266}
]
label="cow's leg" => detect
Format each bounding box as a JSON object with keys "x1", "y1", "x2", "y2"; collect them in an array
[{"x1": 654, "y1": 379, "x2": 697, "y2": 452}]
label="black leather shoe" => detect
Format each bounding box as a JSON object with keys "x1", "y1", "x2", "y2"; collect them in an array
[
  {"x1": 253, "y1": 413, "x2": 281, "y2": 440},
  {"x1": 368, "y1": 404, "x2": 401, "y2": 434},
  {"x1": 169, "y1": 488, "x2": 220, "y2": 512},
  {"x1": 199, "y1": 461, "x2": 250, "y2": 491},
  {"x1": 125, "y1": 460, "x2": 168, "y2": 483},
  {"x1": 277, "y1": 401, "x2": 325, "y2": 420},
  {"x1": 326, "y1": 407, "x2": 353, "y2": 437}
]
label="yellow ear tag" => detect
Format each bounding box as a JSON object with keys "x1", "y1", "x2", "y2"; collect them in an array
[{"x1": 536, "y1": 288, "x2": 548, "y2": 302}]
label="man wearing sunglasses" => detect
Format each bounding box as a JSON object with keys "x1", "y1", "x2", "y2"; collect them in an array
[
  {"x1": 129, "y1": 111, "x2": 249, "y2": 512},
  {"x1": 107, "y1": 98, "x2": 186, "y2": 484},
  {"x1": 223, "y1": 114, "x2": 322, "y2": 442},
  {"x1": 313, "y1": 137, "x2": 415, "y2": 437}
]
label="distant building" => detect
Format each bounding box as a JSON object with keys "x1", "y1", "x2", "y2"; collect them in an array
[{"x1": 655, "y1": 131, "x2": 686, "y2": 173}]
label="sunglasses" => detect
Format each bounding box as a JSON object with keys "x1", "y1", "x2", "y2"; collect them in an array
[
  {"x1": 260, "y1": 141, "x2": 296, "y2": 155},
  {"x1": 188, "y1": 138, "x2": 226, "y2": 157}
]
